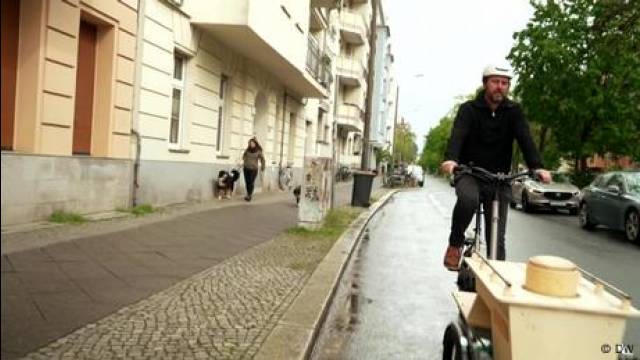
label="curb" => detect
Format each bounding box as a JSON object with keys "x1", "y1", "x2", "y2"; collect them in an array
[{"x1": 254, "y1": 189, "x2": 399, "y2": 360}]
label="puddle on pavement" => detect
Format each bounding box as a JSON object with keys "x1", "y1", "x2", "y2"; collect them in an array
[{"x1": 310, "y1": 226, "x2": 371, "y2": 359}]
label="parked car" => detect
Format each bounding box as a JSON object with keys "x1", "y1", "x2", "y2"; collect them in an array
[
  {"x1": 385, "y1": 166, "x2": 407, "y2": 187},
  {"x1": 579, "y1": 170, "x2": 640, "y2": 243},
  {"x1": 510, "y1": 172, "x2": 581, "y2": 214},
  {"x1": 407, "y1": 165, "x2": 424, "y2": 187}
]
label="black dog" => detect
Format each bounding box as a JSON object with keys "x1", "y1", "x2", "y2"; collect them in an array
[
  {"x1": 215, "y1": 169, "x2": 240, "y2": 199},
  {"x1": 293, "y1": 185, "x2": 301, "y2": 205}
]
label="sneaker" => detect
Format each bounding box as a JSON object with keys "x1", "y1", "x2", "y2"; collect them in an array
[
  {"x1": 443, "y1": 245, "x2": 462, "y2": 271},
  {"x1": 244, "y1": 196, "x2": 251, "y2": 202}
]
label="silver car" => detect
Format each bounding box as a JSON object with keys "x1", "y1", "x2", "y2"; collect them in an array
[{"x1": 510, "y1": 172, "x2": 581, "y2": 214}]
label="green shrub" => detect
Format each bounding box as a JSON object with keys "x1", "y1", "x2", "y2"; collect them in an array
[
  {"x1": 117, "y1": 204, "x2": 156, "y2": 216},
  {"x1": 286, "y1": 207, "x2": 362, "y2": 239},
  {"x1": 49, "y1": 210, "x2": 87, "y2": 224}
]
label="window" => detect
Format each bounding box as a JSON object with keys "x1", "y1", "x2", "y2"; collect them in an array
[
  {"x1": 353, "y1": 136, "x2": 361, "y2": 154},
  {"x1": 595, "y1": 174, "x2": 613, "y2": 189},
  {"x1": 316, "y1": 109, "x2": 325, "y2": 142},
  {"x1": 216, "y1": 75, "x2": 228, "y2": 152},
  {"x1": 344, "y1": 44, "x2": 354, "y2": 57},
  {"x1": 170, "y1": 53, "x2": 186, "y2": 145},
  {"x1": 624, "y1": 173, "x2": 640, "y2": 195},
  {"x1": 288, "y1": 112, "x2": 296, "y2": 162},
  {"x1": 605, "y1": 174, "x2": 624, "y2": 193},
  {"x1": 305, "y1": 120, "x2": 313, "y2": 156}
]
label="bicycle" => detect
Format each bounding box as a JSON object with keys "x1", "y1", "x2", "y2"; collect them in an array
[
  {"x1": 451, "y1": 164, "x2": 533, "y2": 292},
  {"x1": 443, "y1": 164, "x2": 533, "y2": 359},
  {"x1": 335, "y1": 165, "x2": 351, "y2": 182},
  {"x1": 278, "y1": 165, "x2": 293, "y2": 191}
]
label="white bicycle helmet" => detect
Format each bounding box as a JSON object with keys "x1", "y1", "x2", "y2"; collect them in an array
[{"x1": 482, "y1": 64, "x2": 513, "y2": 80}]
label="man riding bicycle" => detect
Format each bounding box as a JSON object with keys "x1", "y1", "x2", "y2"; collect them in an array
[{"x1": 441, "y1": 64, "x2": 552, "y2": 271}]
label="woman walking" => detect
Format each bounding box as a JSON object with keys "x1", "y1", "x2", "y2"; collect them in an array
[{"x1": 242, "y1": 137, "x2": 266, "y2": 201}]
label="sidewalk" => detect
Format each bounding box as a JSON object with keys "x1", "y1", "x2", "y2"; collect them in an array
[{"x1": 1, "y1": 179, "x2": 381, "y2": 359}]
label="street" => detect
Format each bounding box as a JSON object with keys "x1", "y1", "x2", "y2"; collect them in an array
[{"x1": 312, "y1": 175, "x2": 640, "y2": 359}]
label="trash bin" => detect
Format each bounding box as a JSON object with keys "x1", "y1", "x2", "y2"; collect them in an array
[{"x1": 351, "y1": 171, "x2": 376, "y2": 207}]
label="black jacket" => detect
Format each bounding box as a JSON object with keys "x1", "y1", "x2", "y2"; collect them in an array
[{"x1": 445, "y1": 91, "x2": 543, "y2": 173}]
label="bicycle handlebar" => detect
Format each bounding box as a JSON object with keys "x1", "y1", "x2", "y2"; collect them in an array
[{"x1": 453, "y1": 164, "x2": 535, "y2": 184}]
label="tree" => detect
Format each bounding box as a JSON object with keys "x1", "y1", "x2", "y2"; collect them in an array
[
  {"x1": 419, "y1": 116, "x2": 453, "y2": 174},
  {"x1": 419, "y1": 93, "x2": 477, "y2": 173},
  {"x1": 374, "y1": 147, "x2": 392, "y2": 168},
  {"x1": 508, "y1": 0, "x2": 640, "y2": 171},
  {"x1": 393, "y1": 121, "x2": 418, "y2": 165}
]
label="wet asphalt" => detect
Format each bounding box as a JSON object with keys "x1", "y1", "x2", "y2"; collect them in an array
[{"x1": 312, "y1": 175, "x2": 640, "y2": 359}]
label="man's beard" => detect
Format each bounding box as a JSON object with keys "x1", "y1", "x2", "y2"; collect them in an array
[{"x1": 490, "y1": 91, "x2": 505, "y2": 103}]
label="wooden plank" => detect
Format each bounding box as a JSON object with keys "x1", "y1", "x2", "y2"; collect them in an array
[{"x1": 452, "y1": 291, "x2": 491, "y2": 330}]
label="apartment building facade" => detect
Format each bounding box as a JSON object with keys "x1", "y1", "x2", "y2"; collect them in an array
[
  {"x1": 369, "y1": 4, "x2": 397, "y2": 170},
  {"x1": 1, "y1": 0, "x2": 139, "y2": 226},
  {"x1": 1, "y1": 0, "x2": 388, "y2": 226},
  {"x1": 132, "y1": 0, "x2": 334, "y2": 206},
  {"x1": 335, "y1": 0, "x2": 372, "y2": 169}
]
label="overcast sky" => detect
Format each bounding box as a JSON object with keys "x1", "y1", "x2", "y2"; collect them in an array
[{"x1": 384, "y1": 0, "x2": 534, "y2": 150}]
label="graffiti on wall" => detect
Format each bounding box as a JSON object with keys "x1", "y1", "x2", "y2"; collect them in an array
[{"x1": 298, "y1": 157, "x2": 332, "y2": 226}]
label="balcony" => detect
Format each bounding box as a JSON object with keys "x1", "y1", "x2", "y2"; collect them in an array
[
  {"x1": 309, "y1": 9, "x2": 328, "y2": 31},
  {"x1": 339, "y1": 9, "x2": 367, "y2": 44},
  {"x1": 336, "y1": 104, "x2": 364, "y2": 133},
  {"x1": 336, "y1": 55, "x2": 365, "y2": 87},
  {"x1": 311, "y1": 0, "x2": 340, "y2": 8},
  {"x1": 188, "y1": 0, "x2": 327, "y2": 98},
  {"x1": 306, "y1": 37, "x2": 333, "y2": 90}
]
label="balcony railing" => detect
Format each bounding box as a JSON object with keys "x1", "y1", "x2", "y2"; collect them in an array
[
  {"x1": 310, "y1": 0, "x2": 340, "y2": 8},
  {"x1": 306, "y1": 36, "x2": 333, "y2": 90},
  {"x1": 306, "y1": 36, "x2": 320, "y2": 75},
  {"x1": 336, "y1": 55, "x2": 365, "y2": 85},
  {"x1": 339, "y1": 9, "x2": 367, "y2": 43},
  {"x1": 336, "y1": 104, "x2": 364, "y2": 132}
]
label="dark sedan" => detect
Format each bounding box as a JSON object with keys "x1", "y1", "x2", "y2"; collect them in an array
[{"x1": 579, "y1": 170, "x2": 640, "y2": 243}]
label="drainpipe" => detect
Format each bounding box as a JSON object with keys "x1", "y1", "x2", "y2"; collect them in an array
[
  {"x1": 279, "y1": 91, "x2": 288, "y2": 169},
  {"x1": 331, "y1": 72, "x2": 339, "y2": 210},
  {"x1": 131, "y1": 129, "x2": 141, "y2": 206},
  {"x1": 130, "y1": 0, "x2": 147, "y2": 207}
]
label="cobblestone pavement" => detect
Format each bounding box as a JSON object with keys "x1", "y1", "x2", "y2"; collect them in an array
[
  {"x1": 23, "y1": 233, "x2": 326, "y2": 360},
  {"x1": 3, "y1": 179, "x2": 382, "y2": 359},
  {"x1": 2, "y1": 203, "x2": 298, "y2": 360}
]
